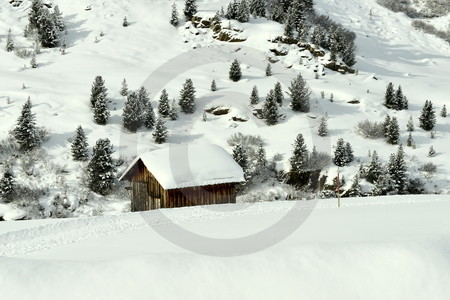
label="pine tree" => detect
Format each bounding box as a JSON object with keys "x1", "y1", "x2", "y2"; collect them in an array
[
  {"x1": 419, "y1": 100, "x2": 436, "y2": 131},
  {"x1": 383, "y1": 115, "x2": 391, "y2": 138},
  {"x1": 263, "y1": 89, "x2": 279, "y2": 125},
  {"x1": 273, "y1": 82, "x2": 284, "y2": 106},
  {"x1": 317, "y1": 116, "x2": 328, "y2": 136},
  {"x1": 30, "y1": 52, "x2": 37, "y2": 68},
  {"x1": 51, "y1": 5, "x2": 65, "y2": 31},
  {"x1": 137, "y1": 86, "x2": 150, "y2": 110},
  {"x1": 406, "y1": 132, "x2": 415, "y2": 148},
  {"x1": 90, "y1": 76, "x2": 108, "y2": 108},
  {"x1": 120, "y1": 78, "x2": 128, "y2": 96},
  {"x1": 237, "y1": 0, "x2": 250, "y2": 22},
  {"x1": 153, "y1": 118, "x2": 168, "y2": 144},
  {"x1": 179, "y1": 78, "x2": 196, "y2": 113},
  {"x1": 255, "y1": 143, "x2": 267, "y2": 169},
  {"x1": 342, "y1": 41, "x2": 356, "y2": 67},
  {"x1": 229, "y1": 59, "x2": 242, "y2": 81},
  {"x1": 297, "y1": 19, "x2": 308, "y2": 43},
  {"x1": 283, "y1": 7, "x2": 295, "y2": 37},
  {"x1": 6, "y1": 28, "x2": 14, "y2": 52},
  {"x1": 345, "y1": 142, "x2": 354, "y2": 163},
  {"x1": 384, "y1": 82, "x2": 395, "y2": 109},
  {"x1": 312, "y1": 25, "x2": 326, "y2": 47},
  {"x1": 170, "y1": 2, "x2": 179, "y2": 26},
  {"x1": 249, "y1": 0, "x2": 266, "y2": 17},
  {"x1": 123, "y1": 17, "x2": 129, "y2": 27},
  {"x1": 333, "y1": 138, "x2": 347, "y2": 167},
  {"x1": 28, "y1": 0, "x2": 44, "y2": 30},
  {"x1": 0, "y1": 170, "x2": 15, "y2": 202},
  {"x1": 158, "y1": 89, "x2": 171, "y2": 118},
  {"x1": 387, "y1": 145, "x2": 408, "y2": 194},
  {"x1": 289, "y1": 73, "x2": 310, "y2": 112},
  {"x1": 93, "y1": 92, "x2": 109, "y2": 125},
  {"x1": 365, "y1": 150, "x2": 382, "y2": 183},
  {"x1": 13, "y1": 99, "x2": 39, "y2": 151},
  {"x1": 406, "y1": 116, "x2": 414, "y2": 132},
  {"x1": 265, "y1": 62, "x2": 272, "y2": 76},
  {"x1": 386, "y1": 116, "x2": 400, "y2": 145},
  {"x1": 37, "y1": 9, "x2": 60, "y2": 48},
  {"x1": 71, "y1": 125, "x2": 89, "y2": 161},
  {"x1": 169, "y1": 99, "x2": 179, "y2": 120},
  {"x1": 428, "y1": 146, "x2": 436, "y2": 157},
  {"x1": 250, "y1": 85, "x2": 259, "y2": 105},
  {"x1": 394, "y1": 85, "x2": 405, "y2": 110},
  {"x1": 289, "y1": 133, "x2": 308, "y2": 173},
  {"x1": 440, "y1": 105, "x2": 447, "y2": 117},
  {"x1": 87, "y1": 138, "x2": 116, "y2": 195},
  {"x1": 143, "y1": 101, "x2": 156, "y2": 129},
  {"x1": 184, "y1": 0, "x2": 198, "y2": 20},
  {"x1": 232, "y1": 143, "x2": 250, "y2": 180},
  {"x1": 210, "y1": 79, "x2": 217, "y2": 92},
  {"x1": 123, "y1": 92, "x2": 142, "y2": 133},
  {"x1": 347, "y1": 175, "x2": 361, "y2": 197}
]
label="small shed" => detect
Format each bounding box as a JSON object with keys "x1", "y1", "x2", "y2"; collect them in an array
[{"x1": 119, "y1": 144, "x2": 245, "y2": 211}]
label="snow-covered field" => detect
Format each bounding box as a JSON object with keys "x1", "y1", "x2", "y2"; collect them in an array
[{"x1": 1, "y1": 195, "x2": 450, "y2": 299}]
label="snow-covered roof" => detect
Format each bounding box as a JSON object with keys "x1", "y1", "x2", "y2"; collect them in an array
[{"x1": 119, "y1": 144, "x2": 245, "y2": 189}]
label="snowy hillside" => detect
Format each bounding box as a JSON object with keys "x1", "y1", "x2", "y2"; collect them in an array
[{"x1": 1, "y1": 195, "x2": 450, "y2": 299}]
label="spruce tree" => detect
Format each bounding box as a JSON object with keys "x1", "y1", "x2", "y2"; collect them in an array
[
  {"x1": 122, "y1": 92, "x2": 142, "y2": 132},
  {"x1": 158, "y1": 89, "x2": 171, "y2": 118},
  {"x1": 387, "y1": 145, "x2": 408, "y2": 194},
  {"x1": 169, "y1": 99, "x2": 179, "y2": 120},
  {"x1": 237, "y1": 0, "x2": 250, "y2": 22},
  {"x1": 273, "y1": 82, "x2": 284, "y2": 106},
  {"x1": 289, "y1": 133, "x2": 308, "y2": 173},
  {"x1": 71, "y1": 125, "x2": 89, "y2": 161},
  {"x1": 394, "y1": 85, "x2": 406, "y2": 110},
  {"x1": 232, "y1": 143, "x2": 250, "y2": 180},
  {"x1": 87, "y1": 138, "x2": 116, "y2": 195},
  {"x1": 250, "y1": 85, "x2": 259, "y2": 105},
  {"x1": 120, "y1": 78, "x2": 128, "y2": 96},
  {"x1": 347, "y1": 175, "x2": 361, "y2": 197},
  {"x1": 179, "y1": 78, "x2": 196, "y2": 113},
  {"x1": 30, "y1": 52, "x2": 37, "y2": 68},
  {"x1": 143, "y1": 100, "x2": 156, "y2": 129},
  {"x1": 255, "y1": 143, "x2": 267, "y2": 170},
  {"x1": 29, "y1": 0, "x2": 44, "y2": 30},
  {"x1": 137, "y1": 86, "x2": 150, "y2": 109},
  {"x1": 51, "y1": 5, "x2": 65, "y2": 31},
  {"x1": 406, "y1": 116, "x2": 414, "y2": 132},
  {"x1": 406, "y1": 132, "x2": 414, "y2": 148},
  {"x1": 365, "y1": 150, "x2": 382, "y2": 183},
  {"x1": 0, "y1": 170, "x2": 15, "y2": 202},
  {"x1": 428, "y1": 146, "x2": 435, "y2": 157},
  {"x1": 211, "y1": 79, "x2": 217, "y2": 92},
  {"x1": 265, "y1": 62, "x2": 272, "y2": 76},
  {"x1": 440, "y1": 105, "x2": 447, "y2": 117},
  {"x1": 419, "y1": 100, "x2": 436, "y2": 131},
  {"x1": 170, "y1": 2, "x2": 179, "y2": 26},
  {"x1": 123, "y1": 17, "x2": 129, "y2": 27},
  {"x1": 317, "y1": 116, "x2": 328, "y2": 137},
  {"x1": 383, "y1": 115, "x2": 391, "y2": 138},
  {"x1": 386, "y1": 116, "x2": 400, "y2": 145},
  {"x1": 283, "y1": 7, "x2": 295, "y2": 37},
  {"x1": 13, "y1": 99, "x2": 39, "y2": 151},
  {"x1": 153, "y1": 118, "x2": 168, "y2": 144},
  {"x1": 342, "y1": 41, "x2": 356, "y2": 67},
  {"x1": 384, "y1": 82, "x2": 395, "y2": 109},
  {"x1": 184, "y1": 0, "x2": 198, "y2": 21},
  {"x1": 229, "y1": 59, "x2": 242, "y2": 81},
  {"x1": 93, "y1": 92, "x2": 109, "y2": 125},
  {"x1": 333, "y1": 138, "x2": 347, "y2": 167},
  {"x1": 6, "y1": 28, "x2": 14, "y2": 52},
  {"x1": 297, "y1": 19, "x2": 308, "y2": 43},
  {"x1": 249, "y1": 0, "x2": 266, "y2": 17},
  {"x1": 262, "y1": 89, "x2": 279, "y2": 125},
  {"x1": 289, "y1": 73, "x2": 310, "y2": 112},
  {"x1": 90, "y1": 76, "x2": 108, "y2": 108},
  {"x1": 345, "y1": 142, "x2": 354, "y2": 163},
  {"x1": 37, "y1": 9, "x2": 60, "y2": 48}
]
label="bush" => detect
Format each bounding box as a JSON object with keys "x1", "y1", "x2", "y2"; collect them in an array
[
  {"x1": 227, "y1": 133, "x2": 263, "y2": 148},
  {"x1": 377, "y1": 0, "x2": 422, "y2": 18},
  {"x1": 411, "y1": 20, "x2": 450, "y2": 43},
  {"x1": 419, "y1": 162, "x2": 437, "y2": 173},
  {"x1": 355, "y1": 120, "x2": 385, "y2": 139},
  {"x1": 14, "y1": 48, "x2": 34, "y2": 58}
]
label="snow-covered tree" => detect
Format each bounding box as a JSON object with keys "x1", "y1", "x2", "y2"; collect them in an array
[
  {"x1": 273, "y1": 82, "x2": 284, "y2": 106},
  {"x1": 30, "y1": 52, "x2": 37, "y2": 68},
  {"x1": 13, "y1": 99, "x2": 39, "y2": 151},
  {"x1": 169, "y1": 99, "x2": 179, "y2": 120},
  {"x1": 93, "y1": 92, "x2": 109, "y2": 125},
  {"x1": 365, "y1": 150, "x2": 382, "y2": 184},
  {"x1": 249, "y1": 0, "x2": 266, "y2": 17},
  {"x1": 289, "y1": 133, "x2": 308, "y2": 173},
  {"x1": 158, "y1": 89, "x2": 171, "y2": 118},
  {"x1": 419, "y1": 100, "x2": 436, "y2": 131},
  {"x1": 120, "y1": 79, "x2": 128, "y2": 96},
  {"x1": 441, "y1": 105, "x2": 447, "y2": 117},
  {"x1": 179, "y1": 78, "x2": 196, "y2": 113},
  {"x1": 0, "y1": 170, "x2": 15, "y2": 202},
  {"x1": 170, "y1": 2, "x2": 179, "y2": 26},
  {"x1": 317, "y1": 116, "x2": 328, "y2": 136},
  {"x1": 87, "y1": 138, "x2": 116, "y2": 195},
  {"x1": 123, "y1": 92, "x2": 142, "y2": 132},
  {"x1": 211, "y1": 79, "x2": 217, "y2": 92},
  {"x1": 407, "y1": 132, "x2": 415, "y2": 148},
  {"x1": 406, "y1": 116, "x2": 414, "y2": 132},
  {"x1": 265, "y1": 62, "x2": 272, "y2": 76},
  {"x1": 153, "y1": 118, "x2": 168, "y2": 144},
  {"x1": 386, "y1": 116, "x2": 400, "y2": 144},
  {"x1": 384, "y1": 82, "x2": 395, "y2": 109},
  {"x1": 249, "y1": 85, "x2": 259, "y2": 105},
  {"x1": 333, "y1": 138, "x2": 347, "y2": 167},
  {"x1": 345, "y1": 142, "x2": 354, "y2": 163},
  {"x1": 90, "y1": 76, "x2": 108, "y2": 108},
  {"x1": 283, "y1": 7, "x2": 295, "y2": 37},
  {"x1": 51, "y1": 5, "x2": 65, "y2": 31},
  {"x1": 123, "y1": 17, "x2": 129, "y2": 27},
  {"x1": 289, "y1": 73, "x2": 310, "y2": 112},
  {"x1": 297, "y1": 19, "x2": 308, "y2": 43},
  {"x1": 28, "y1": 0, "x2": 44, "y2": 30},
  {"x1": 37, "y1": 9, "x2": 60, "y2": 48},
  {"x1": 262, "y1": 89, "x2": 279, "y2": 125},
  {"x1": 237, "y1": 0, "x2": 250, "y2": 22},
  {"x1": 184, "y1": 0, "x2": 198, "y2": 20},
  {"x1": 229, "y1": 59, "x2": 242, "y2": 81},
  {"x1": 232, "y1": 143, "x2": 250, "y2": 180},
  {"x1": 6, "y1": 28, "x2": 14, "y2": 52},
  {"x1": 428, "y1": 146, "x2": 436, "y2": 157},
  {"x1": 342, "y1": 41, "x2": 356, "y2": 67},
  {"x1": 387, "y1": 145, "x2": 408, "y2": 194},
  {"x1": 346, "y1": 175, "x2": 361, "y2": 197},
  {"x1": 395, "y1": 85, "x2": 408, "y2": 110},
  {"x1": 143, "y1": 100, "x2": 156, "y2": 129},
  {"x1": 71, "y1": 125, "x2": 89, "y2": 161}
]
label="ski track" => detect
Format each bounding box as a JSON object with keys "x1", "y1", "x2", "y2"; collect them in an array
[{"x1": 0, "y1": 196, "x2": 446, "y2": 257}]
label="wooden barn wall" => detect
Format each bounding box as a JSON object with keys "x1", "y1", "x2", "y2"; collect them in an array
[{"x1": 129, "y1": 159, "x2": 237, "y2": 211}]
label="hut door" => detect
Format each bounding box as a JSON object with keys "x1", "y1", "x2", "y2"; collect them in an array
[{"x1": 132, "y1": 181, "x2": 149, "y2": 211}]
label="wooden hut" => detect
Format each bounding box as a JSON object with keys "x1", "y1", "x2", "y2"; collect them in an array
[{"x1": 119, "y1": 144, "x2": 245, "y2": 211}]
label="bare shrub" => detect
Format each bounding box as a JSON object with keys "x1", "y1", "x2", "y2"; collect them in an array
[
  {"x1": 411, "y1": 20, "x2": 450, "y2": 43},
  {"x1": 419, "y1": 162, "x2": 437, "y2": 173},
  {"x1": 14, "y1": 48, "x2": 34, "y2": 58},
  {"x1": 227, "y1": 132, "x2": 263, "y2": 148},
  {"x1": 377, "y1": 0, "x2": 422, "y2": 18},
  {"x1": 355, "y1": 120, "x2": 385, "y2": 139}
]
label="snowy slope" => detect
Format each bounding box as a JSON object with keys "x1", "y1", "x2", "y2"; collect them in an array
[{"x1": 1, "y1": 195, "x2": 450, "y2": 299}]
